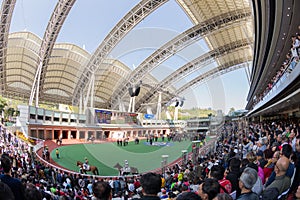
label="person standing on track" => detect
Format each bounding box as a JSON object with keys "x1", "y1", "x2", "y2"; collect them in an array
[{"x1": 55, "y1": 149, "x2": 60, "y2": 159}]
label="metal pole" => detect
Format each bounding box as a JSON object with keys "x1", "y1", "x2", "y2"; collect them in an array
[
  {"x1": 161, "y1": 155, "x2": 169, "y2": 175},
  {"x1": 192, "y1": 140, "x2": 201, "y2": 166},
  {"x1": 181, "y1": 150, "x2": 188, "y2": 166}
]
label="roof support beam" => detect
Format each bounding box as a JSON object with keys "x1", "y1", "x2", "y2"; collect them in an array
[
  {"x1": 72, "y1": 0, "x2": 169, "y2": 106},
  {"x1": 135, "y1": 46, "x2": 252, "y2": 110},
  {"x1": 137, "y1": 60, "x2": 250, "y2": 112},
  {"x1": 29, "y1": 0, "x2": 76, "y2": 106},
  {"x1": 110, "y1": 9, "x2": 252, "y2": 108},
  {"x1": 0, "y1": 0, "x2": 16, "y2": 94}
]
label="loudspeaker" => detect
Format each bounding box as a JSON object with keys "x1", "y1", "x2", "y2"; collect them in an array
[
  {"x1": 180, "y1": 101, "x2": 184, "y2": 107},
  {"x1": 128, "y1": 87, "x2": 134, "y2": 97},
  {"x1": 134, "y1": 86, "x2": 140, "y2": 96},
  {"x1": 175, "y1": 101, "x2": 179, "y2": 107}
]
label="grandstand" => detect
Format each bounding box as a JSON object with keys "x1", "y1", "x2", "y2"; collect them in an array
[{"x1": 0, "y1": 0, "x2": 300, "y2": 199}]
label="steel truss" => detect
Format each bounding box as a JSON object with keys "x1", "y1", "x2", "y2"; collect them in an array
[
  {"x1": 29, "y1": 0, "x2": 76, "y2": 106},
  {"x1": 135, "y1": 43, "x2": 252, "y2": 111},
  {"x1": 0, "y1": 0, "x2": 16, "y2": 94},
  {"x1": 176, "y1": 60, "x2": 251, "y2": 95},
  {"x1": 72, "y1": 0, "x2": 169, "y2": 106},
  {"x1": 110, "y1": 8, "x2": 252, "y2": 108}
]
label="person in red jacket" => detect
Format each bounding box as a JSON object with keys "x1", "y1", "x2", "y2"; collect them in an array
[{"x1": 263, "y1": 150, "x2": 279, "y2": 183}]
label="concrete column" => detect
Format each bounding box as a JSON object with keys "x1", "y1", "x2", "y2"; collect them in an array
[
  {"x1": 68, "y1": 130, "x2": 71, "y2": 139},
  {"x1": 52, "y1": 129, "x2": 54, "y2": 140}
]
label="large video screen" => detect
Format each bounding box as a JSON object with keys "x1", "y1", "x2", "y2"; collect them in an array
[
  {"x1": 125, "y1": 113, "x2": 138, "y2": 124},
  {"x1": 95, "y1": 109, "x2": 112, "y2": 124}
]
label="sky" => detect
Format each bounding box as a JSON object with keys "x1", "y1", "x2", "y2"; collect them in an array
[{"x1": 9, "y1": 0, "x2": 251, "y2": 114}]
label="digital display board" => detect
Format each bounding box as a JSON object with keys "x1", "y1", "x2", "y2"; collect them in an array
[{"x1": 95, "y1": 109, "x2": 112, "y2": 124}]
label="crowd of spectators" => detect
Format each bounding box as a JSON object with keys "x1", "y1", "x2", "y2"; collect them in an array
[
  {"x1": 1, "y1": 119, "x2": 300, "y2": 200},
  {"x1": 252, "y1": 26, "x2": 300, "y2": 107},
  {"x1": 142, "y1": 120, "x2": 300, "y2": 200}
]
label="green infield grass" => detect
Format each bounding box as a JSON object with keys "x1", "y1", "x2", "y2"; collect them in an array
[{"x1": 51, "y1": 139, "x2": 193, "y2": 176}]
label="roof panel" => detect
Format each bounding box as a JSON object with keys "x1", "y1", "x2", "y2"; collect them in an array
[{"x1": 2, "y1": 2, "x2": 254, "y2": 107}]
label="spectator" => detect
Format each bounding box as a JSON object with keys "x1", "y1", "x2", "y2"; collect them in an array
[
  {"x1": 263, "y1": 157, "x2": 291, "y2": 196},
  {"x1": 0, "y1": 181, "x2": 14, "y2": 200},
  {"x1": 263, "y1": 150, "x2": 279, "y2": 183},
  {"x1": 198, "y1": 178, "x2": 220, "y2": 200},
  {"x1": 215, "y1": 193, "x2": 233, "y2": 200},
  {"x1": 209, "y1": 165, "x2": 232, "y2": 194},
  {"x1": 176, "y1": 191, "x2": 201, "y2": 200},
  {"x1": 0, "y1": 155, "x2": 25, "y2": 200},
  {"x1": 160, "y1": 189, "x2": 168, "y2": 199},
  {"x1": 257, "y1": 138, "x2": 267, "y2": 152},
  {"x1": 289, "y1": 128, "x2": 297, "y2": 152},
  {"x1": 265, "y1": 144, "x2": 295, "y2": 187},
  {"x1": 289, "y1": 138, "x2": 300, "y2": 198},
  {"x1": 24, "y1": 183, "x2": 43, "y2": 200},
  {"x1": 226, "y1": 157, "x2": 241, "y2": 196},
  {"x1": 237, "y1": 167, "x2": 259, "y2": 200},
  {"x1": 244, "y1": 164, "x2": 263, "y2": 196},
  {"x1": 256, "y1": 150, "x2": 267, "y2": 169},
  {"x1": 246, "y1": 152, "x2": 264, "y2": 184},
  {"x1": 296, "y1": 185, "x2": 300, "y2": 199},
  {"x1": 92, "y1": 181, "x2": 112, "y2": 200},
  {"x1": 132, "y1": 172, "x2": 161, "y2": 200}
]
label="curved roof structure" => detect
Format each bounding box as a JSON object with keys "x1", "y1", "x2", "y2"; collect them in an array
[
  {"x1": 111, "y1": 8, "x2": 252, "y2": 108},
  {"x1": 0, "y1": 0, "x2": 254, "y2": 112}
]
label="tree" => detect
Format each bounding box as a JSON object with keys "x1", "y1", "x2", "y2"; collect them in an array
[
  {"x1": 0, "y1": 96, "x2": 7, "y2": 113},
  {"x1": 228, "y1": 107, "x2": 235, "y2": 116}
]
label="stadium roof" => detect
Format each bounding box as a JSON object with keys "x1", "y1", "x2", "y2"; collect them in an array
[{"x1": 0, "y1": 0, "x2": 253, "y2": 112}]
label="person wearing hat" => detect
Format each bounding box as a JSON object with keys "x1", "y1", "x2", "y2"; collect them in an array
[
  {"x1": 160, "y1": 189, "x2": 168, "y2": 199},
  {"x1": 237, "y1": 167, "x2": 259, "y2": 200},
  {"x1": 83, "y1": 157, "x2": 90, "y2": 171}
]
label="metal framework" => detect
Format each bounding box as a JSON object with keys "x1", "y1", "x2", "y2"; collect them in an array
[
  {"x1": 0, "y1": 0, "x2": 16, "y2": 93},
  {"x1": 135, "y1": 59, "x2": 250, "y2": 112},
  {"x1": 29, "y1": 0, "x2": 76, "y2": 106},
  {"x1": 0, "y1": 0, "x2": 256, "y2": 112},
  {"x1": 72, "y1": 0, "x2": 169, "y2": 106},
  {"x1": 111, "y1": 9, "x2": 252, "y2": 107},
  {"x1": 176, "y1": 61, "x2": 250, "y2": 95},
  {"x1": 134, "y1": 43, "x2": 252, "y2": 110}
]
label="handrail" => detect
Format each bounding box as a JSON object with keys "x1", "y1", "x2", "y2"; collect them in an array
[{"x1": 253, "y1": 57, "x2": 297, "y2": 107}]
